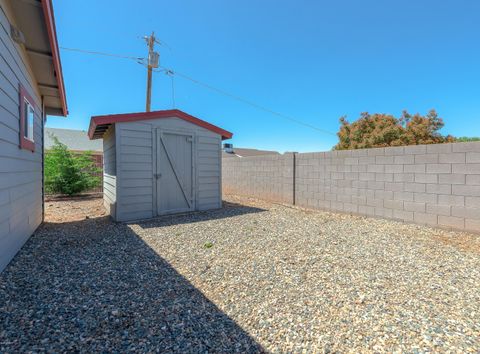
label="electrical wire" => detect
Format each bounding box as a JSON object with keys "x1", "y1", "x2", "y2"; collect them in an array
[
  {"x1": 171, "y1": 75, "x2": 176, "y2": 108},
  {"x1": 60, "y1": 46, "x2": 144, "y2": 61},
  {"x1": 160, "y1": 67, "x2": 336, "y2": 136},
  {"x1": 165, "y1": 70, "x2": 176, "y2": 108},
  {"x1": 59, "y1": 46, "x2": 337, "y2": 136}
]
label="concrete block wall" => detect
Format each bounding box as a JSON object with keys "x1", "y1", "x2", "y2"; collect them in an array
[
  {"x1": 222, "y1": 142, "x2": 480, "y2": 233},
  {"x1": 222, "y1": 154, "x2": 294, "y2": 204},
  {"x1": 294, "y1": 142, "x2": 480, "y2": 233}
]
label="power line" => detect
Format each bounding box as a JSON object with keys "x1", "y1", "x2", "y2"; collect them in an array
[
  {"x1": 59, "y1": 46, "x2": 337, "y2": 137},
  {"x1": 165, "y1": 70, "x2": 176, "y2": 108},
  {"x1": 59, "y1": 46, "x2": 144, "y2": 62},
  {"x1": 160, "y1": 67, "x2": 336, "y2": 136}
]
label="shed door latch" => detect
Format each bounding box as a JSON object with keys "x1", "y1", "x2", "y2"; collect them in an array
[{"x1": 154, "y1": 173, "x2": 162, "y2": 179}]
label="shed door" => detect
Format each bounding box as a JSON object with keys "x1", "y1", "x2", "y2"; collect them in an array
[{"x1": 156, "y1": 130, "x2": 195, "y2": 215}]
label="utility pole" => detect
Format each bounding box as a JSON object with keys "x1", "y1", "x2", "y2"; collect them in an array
[{"x1": 144, "y1": 31, "x2": 159, "y2": 112}]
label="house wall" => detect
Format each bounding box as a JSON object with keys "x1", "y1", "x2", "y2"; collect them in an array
[
  {"x1": 103, "y1": 125, "x2": 116, "y2": 219},
  {"x1": 0, "y1": 3, "x2": 44, "y2": 271},
  {"x1": 113, "y1": 117, "x2": 222, "y2": 222},
  {"x1": 222, "y1": 142, "x2": 480, "y2": 233}
]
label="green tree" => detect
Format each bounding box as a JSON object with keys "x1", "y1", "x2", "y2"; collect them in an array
[
  {"x1": 45, "y1": 136, "x2": 101, "y2": 195},
  {"x1": 334, "y1": 110, "x2": 455, "y2": 150},
  {"x1": 456, "y1": 137, "x2": 480, "y2": 142}
]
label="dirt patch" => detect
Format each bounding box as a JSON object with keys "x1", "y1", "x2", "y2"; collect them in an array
[
  {"x1": 45, "y1": 196, "x2": 105, "y2": 223},
  {"x1": 430, "y1": 231, "x2": 480, "y2": 255}
]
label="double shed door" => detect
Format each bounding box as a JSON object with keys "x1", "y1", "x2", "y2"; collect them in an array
[{"x1": 155, "y1": 129, "x2": 195, "y2": 215}]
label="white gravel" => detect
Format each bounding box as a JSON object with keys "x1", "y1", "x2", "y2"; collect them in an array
[{"x1": 1, "y1": 195, "x2": 479, "y2": 353}]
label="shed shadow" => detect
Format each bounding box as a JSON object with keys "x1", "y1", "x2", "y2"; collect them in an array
[
  {"x1": 0, "y1": 216, "x2": 263, "y2": 352},
  {"x1": 136, "y1": 200, "x2": 266, "y2": 230}
]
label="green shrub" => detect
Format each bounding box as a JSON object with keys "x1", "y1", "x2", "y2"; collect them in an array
[{"x1": 45, "y1": 136, "x2": 101, "y2": 195}]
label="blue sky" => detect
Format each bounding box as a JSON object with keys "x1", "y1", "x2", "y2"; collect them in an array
[{"x1": 48, "y1": 0, "x2": 480, "y2": 152}]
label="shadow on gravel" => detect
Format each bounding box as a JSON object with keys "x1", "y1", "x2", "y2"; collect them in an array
[
  {"x1": 137, "y1": 200, "x2": 266, "y2": 230},
  {"x1": 0, "y1": 216, "x2": 263, "y2": 353}
]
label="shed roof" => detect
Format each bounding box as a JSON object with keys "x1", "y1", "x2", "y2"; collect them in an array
[
  {"x1": 88, "y1": 109, "x2": 233, "y2": 140},
  {"x1": 45, "y1": 128, "x2": 103, "y2": 152}
]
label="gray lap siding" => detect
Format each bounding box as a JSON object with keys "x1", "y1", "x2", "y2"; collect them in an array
[{"x1": 0, "y1": 4, "x2": 44, "y2": 271}]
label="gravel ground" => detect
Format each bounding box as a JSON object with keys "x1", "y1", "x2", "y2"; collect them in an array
[{"x1": 1, "y1": 196, "x2": 479, "y2": 352}]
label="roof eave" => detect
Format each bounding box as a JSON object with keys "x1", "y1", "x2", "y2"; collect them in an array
[{"x1": 41, "y1": 0, "x2": 67, "y2": 116}]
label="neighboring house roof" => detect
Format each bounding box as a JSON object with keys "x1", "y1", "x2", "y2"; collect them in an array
[
  {"x1": 88, "y1": 109, "x2": 233, "y2": 140},
  {"x1": 45, "y1": 128, "x2": 102, "y2": 152},
  {"x1": 8, "y1": 0, "x2": 67, "y2": 116},
  {"x1": 222, "y1": 147, "x2": 280, "y2": 158}
]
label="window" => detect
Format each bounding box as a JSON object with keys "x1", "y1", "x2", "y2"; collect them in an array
[{"x1": 19, "y1": 85, "x2": 35, "y2": 152}]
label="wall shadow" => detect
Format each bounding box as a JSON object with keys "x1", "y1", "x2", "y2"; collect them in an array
[
  {"x1": 0, "y1": 215, "x2": 263, "y2": 352},
  {"x1": 136, "y1": 200, "x2": 266, "y2": 230}
]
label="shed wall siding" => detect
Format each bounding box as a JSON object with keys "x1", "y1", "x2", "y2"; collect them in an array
[
  {"x1": 114, "y1": 117, "x2": 222, "y2": 221},
  {"x1": 103, "y1": 126, "x2": 117, "y2": 219},
  {"x1": 0, "y1": 3, "x2": 44, "y2": 271}
]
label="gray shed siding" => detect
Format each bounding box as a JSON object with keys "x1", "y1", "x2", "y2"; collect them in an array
[
  {"x1": 0, "y1": 3, "x2": 44, "y2": 271},
  {"x1": 104, "y1": 117, "x2": 222, "y2": 222},
  {"x1": 103, "y1": 125, "x2": 117, "y2": 219}
]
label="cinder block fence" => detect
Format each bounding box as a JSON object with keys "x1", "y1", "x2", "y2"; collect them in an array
[
  {"x1": 222, "y1": 153, "x2": 295, "y2": 204},
  {"x1": 222, "y1": 142, "x2": 480, "y2": 233}
]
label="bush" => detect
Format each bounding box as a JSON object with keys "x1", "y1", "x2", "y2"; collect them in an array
[
  {"x1": 334, "y1": 110, "x2": 456, "y2": 150},
  {"x1": 45, "y1": 136, "x2": 101, "y2": 195}
]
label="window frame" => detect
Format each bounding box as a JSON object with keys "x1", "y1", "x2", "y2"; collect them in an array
[{"x1": 19, "y1": 85, "x2": 35, "y2": 152}]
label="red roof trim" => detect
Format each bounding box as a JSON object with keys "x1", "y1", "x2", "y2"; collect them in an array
[
  {"x1": 41, "y1": 0, "x2": 68, "y2": 116},
  {"x1": 88, "y1": 109, "x2": 233, "y2": 140}
]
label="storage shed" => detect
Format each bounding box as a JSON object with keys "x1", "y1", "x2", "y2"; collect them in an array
[{"x1": 88, "y1": 109, "x2": 232, "y2": 222}]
